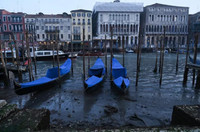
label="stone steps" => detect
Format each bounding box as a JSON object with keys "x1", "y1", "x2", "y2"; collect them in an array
[{"x1": 0, "y1": 100, "x2": 50, "y2": 131}]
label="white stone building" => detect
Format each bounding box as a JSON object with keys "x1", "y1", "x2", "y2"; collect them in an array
[
  {"x1": 92, "y1": 0, "x2": 143, "y2": 49},
  {"x1": 25, "y1": 12, "x2": 71, "y2": 45}
]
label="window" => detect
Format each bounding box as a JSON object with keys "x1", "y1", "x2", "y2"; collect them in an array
[
  {"x1": 88, "y1": 19, "x2": 91, "y2": 25},
  {"x1": 4, "y1": 25, "x2": 7, "y2": 31},
  {"x1": 8, "y1": 17, "x2": 10, "y2": 22},
  {"x1": 37, "y1": 52, "x2": 43, "y2": 55},
  {"x1": 60, "y1": 26, "x2": 63, "y2": 30},
  {"x1": 68, "y1": 26, "x2": 70, "y2": 30},
  {"x1": 82, "y1": 13, "x2": 85, "y2": 17},
  {"x1": 82, "y1": 19, "x2": 85, "y2": 25},
  {"x1": 61, "y1": 34, "x2": 63, "y2": 39},
  {"x1": 45, "y1": 26, "x2": 48, "y2": 30},
  {"x1": 68, "y1": 34, "x2": 70, "y2": 39},
  {"x1": 42, "y1": 26, "x2": 44, "y2": 30},
  {"x1": 78, "y1": 19, "x2": 80, "y2": 25},
  {"x1": 88, "y1": 26, "x2": 91, "y2": 32},
  {"x1": 87, "y1": 13, "x2": 91, "y2": 17},
  {"x1": 73, "y1": 19, "x2": 76, "y2": 25},
  {"x1": 3, "y1": 17, "x2": 6, "y2": 22},
  {"x1": 36, "y1": 26, "x2": 39, "y2": 30},
  {"x1": 42, "y1": 34, "x2": 45, "y2": 39},
  {"x1": 77, "y1": 13, "x2": 81, "y2": 17},
  {"x1": 72, "y1": 13, "x2": 76, "y2": 17},
  {"x1": 9, "y1": 25, "x2": 12, "y2": 31},
  {"x1": 44, "y1": 52, "x2": 50, "y2": 55},
  {"x1": 37, "y1": 34, "x2": 40, "y2": 39}
]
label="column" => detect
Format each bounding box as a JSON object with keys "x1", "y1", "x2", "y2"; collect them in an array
[
  {"x1": 128, "y1": 36, "x2": 131, "y2": 47},
  {"x1": 120, "y1": 36, "x2": 123, "y2": 49}
]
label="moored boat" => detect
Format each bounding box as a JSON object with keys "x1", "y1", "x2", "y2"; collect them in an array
[
  {"x1": 84, "y1": 58, "x2": 105, "y2": 92},
  {"x1": 189, "y1": 56, "x2": 200, "y2": 65},
  {"x1": 14, "y1": 58, "x2": 71, "y2": 95},
  {"x1": 111, "y1": 58, "x2": 130, "y2": 93}
]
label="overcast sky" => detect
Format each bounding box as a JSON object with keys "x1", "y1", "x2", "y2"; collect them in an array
[{"x1": 0, "y1": 0, "x2": 199, "y2": 14}]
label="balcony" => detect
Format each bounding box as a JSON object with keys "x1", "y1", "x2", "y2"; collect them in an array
[{"x1": 45, "y1": 29, "x2": 60, "y2": 33}]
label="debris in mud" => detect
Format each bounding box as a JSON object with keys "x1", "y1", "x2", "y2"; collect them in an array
[
  {"x1": 74, "y1": 98, "x2": 79, "y2": 101},
  {"x1": 123, "y1": 97, "x2": 137, "y2": 102},
  {"x1": 104, "y1": 105, "x2": 118, "y2": 114}
]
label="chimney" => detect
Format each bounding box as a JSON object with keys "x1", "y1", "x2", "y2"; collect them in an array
[{"x1": 114, "y1": 0, "x2": 120, "y2": 2}]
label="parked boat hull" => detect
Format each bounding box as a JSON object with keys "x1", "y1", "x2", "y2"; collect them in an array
[{"x1": 14, "y1": 72, "x2": 70, "y2": 95}]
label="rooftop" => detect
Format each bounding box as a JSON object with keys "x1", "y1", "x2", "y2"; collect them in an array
[
  {"x1": 71, "y1": 9, "x2": 92, "y2": 13},
  {"x1": 25, "y1": 12, "x2": 71, "y2": 18},
  {"x1": 145, "y1": 3, "x2": 189, "y2": 9},
  {"x1": 93, "y1": 2, "x2": 143, "y2": 13}
]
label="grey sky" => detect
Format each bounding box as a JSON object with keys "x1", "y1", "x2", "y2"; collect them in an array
[{"x1": 0, "y1": 0, "x2": 199, "y2": 14}]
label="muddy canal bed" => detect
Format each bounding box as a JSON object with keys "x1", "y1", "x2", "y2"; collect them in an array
[{"x1": 0, "y1": 53, "x2": 199, "y2": 128}]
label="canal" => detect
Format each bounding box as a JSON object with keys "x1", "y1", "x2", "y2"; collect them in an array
[{"x1": 0, "y1": 53, "x2": 199, "y2": 128}]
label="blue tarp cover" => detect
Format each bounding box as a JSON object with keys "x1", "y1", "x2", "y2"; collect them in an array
[
  {"x1": 85, "y1": 76, "x2": 103, "y2": 87},
  {"x1": 189, "y1": 56, "x2": 200, "y2": 65},
  {"x1": 113, "y1": 77, "x2": 130, "y2": 89},
  {"x1": 112, "y1": 58, "x2": 127, "y2": 79},
  {"x1": 86, "y1": 58, "x2": 105, "y2": 88},
  {"x1": 20, "y1": 58, "x2": 71, "y2": 88},
  {"x1": 89, "y1": 58, "x2": 105, "y2": 76}
]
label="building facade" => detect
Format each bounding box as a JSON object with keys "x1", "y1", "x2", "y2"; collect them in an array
[
  {"x1": 189, "y1": 12, "x2": 200, "y2": 46},
  {"x1": 92, "y1": 0, "x2": 143, "y2": 49},
  {"x1": 71, "y1": 9, "x2": 92, "y2": 51},
  {"x1": 0, "y1": 9, "x2": 25, "y2": 43},
  {"x1": 25, "y1": 12, "x2": 71, "y2": 46},
  {"x1": 142, "y1": 3, "x2": 189, "y2": 48}
]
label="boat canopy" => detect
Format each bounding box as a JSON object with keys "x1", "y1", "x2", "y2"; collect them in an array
[
  {"x1": 20, "y1": 59, "x2": 71, "y2": 88},
  {"x1": 89, "y1": 58, "x2": 105, "y2": 76},
  {"x1": 112, "y1": 58, "x2": 127, "y2": 79}
]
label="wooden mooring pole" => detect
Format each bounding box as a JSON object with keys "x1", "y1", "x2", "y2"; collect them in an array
[
  {"x1": 192, "y1": 35, "x2": 198, "y2": 86},
  {"x1": 88, "y1": 39, "x2": 90, "y2": 74},
  {"x1": 104, "y1": 35, "x2": 107, "y2": 74},
  {"x1": 11, "y1": 33, "x2": 22, "y2": 82},
  {"x1": 159, "y1": 26, "x2": 166, "y2": 86},
  {"x1": 25, "y1": 32, "x2": 34, "y2": 81},
  {"x1": 9, "y1": 35, "x2": 15, "y2": 65},
  {"x1": 70, "y1": 36, "x2": 73, "y2": 75},
  {"x1": 183, "y1": 33, "x2": 190, "y2": 85},
  {"x1": 56, "y1": 30, "x2": 60, "y2": 87},
  {"x1": 83, "y1": 28, "x2": 86, "y2": 80},
  {"x1": 176, "y1": 34, "x2": 180, "y2": 73},
  {"x1": 32, "y1": 35, "x2": 37, "y2": 76},
  {"x1": 135, "y1": 27, "x2": 142, "y2": 86},
  {"x1": 3, "y1": 41, "x2": 7, "y2": 64},
  {"x1": 195, "y1": 35, "x2": 200, "y2": 88},
  {"x1": 122, "y1": 36, "x2": 125, "y2": 67},
  {"x1": 153, "y1": 38, "x2": 158, "y2": 73},
  {"x1": 0, "y1": 41, "x2": 9, "y2": 85},
  {"x1": 110, "y1": 27, "x2": 113, "y2": 81},
  {"x1": 52, "y1": 40, "x2": 55, "y2": 67}
]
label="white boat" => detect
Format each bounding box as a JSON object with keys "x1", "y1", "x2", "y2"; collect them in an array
[
  {"x1": 126, "y1": 49, "x2": 134, "y2": 53},
  {"x1": 68, "y1": 53, "x2": 78, "y2": 58}
]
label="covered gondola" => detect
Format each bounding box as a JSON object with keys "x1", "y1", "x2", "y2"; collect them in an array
[
  {"x1": 111, "y1": 58, "x2": 129, "y2": 93},
  {"x1": 14, "y1": 58, "x2": 71, "y2": 95},
  {"x1": 84, "y1": 58, "x2": 105, "y2": 91},
  {"x1": 189, "y1": 56, "x2": 200, "y2": 65}
]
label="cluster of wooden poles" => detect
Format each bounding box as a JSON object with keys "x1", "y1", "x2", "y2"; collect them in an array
[
  {"x1": 0, "y1": 30, "x2": 62, "y2": 86},
  {"x1": 183, "y1": 34, "x2": 200, "y2": 88}
]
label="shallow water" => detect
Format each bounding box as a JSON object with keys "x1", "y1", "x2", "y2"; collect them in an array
[{"x1": 0, "y1": 53, "x2": 199, "y2": 128}]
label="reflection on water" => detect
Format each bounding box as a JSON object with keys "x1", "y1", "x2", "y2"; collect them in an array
[{"x1": 0, "y1": 53, "x2": 200, "y2": 127}]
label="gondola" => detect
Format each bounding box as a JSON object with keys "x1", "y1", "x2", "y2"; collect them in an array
[
  {"x1": 84, "y1": 58, "x2": 105, "y2": 92},
  {"x1": 189, "y1": 55, "x2": 200, "y2": 65},
  {"x1": 14, "y1": 58, "x2": 71, "y2": 95},
  {"x1": 111, "y1": 58, "x2": 130, "y2": 93}
]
